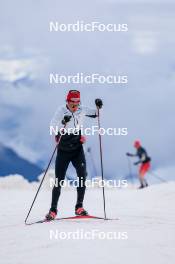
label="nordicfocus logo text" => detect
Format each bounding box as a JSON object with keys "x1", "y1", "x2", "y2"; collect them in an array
[
  {"x1": 49, "y1": 229, "x2": 128, "y2": 240},
  {"x1": 49, "y1": 21, "x2": 128, "y2": 32},
  {"x1": 49, "y1": 126, "x2": 128, "y2": 136},
  {"x1": 49, "y1": 178, "x2": 128, "y2": 189},
  {"x1": 49, "y1": 73, "x2": 128, "y2": 85}
]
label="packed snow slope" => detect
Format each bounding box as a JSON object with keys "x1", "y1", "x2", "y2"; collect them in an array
[{"x1": 0, "y1": 176, "x2": 175, "y2": 264}]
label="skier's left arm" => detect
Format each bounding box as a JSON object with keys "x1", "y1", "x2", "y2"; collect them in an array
[
  {"x1": 83, "y1": 106, "x2": 97, "y2": 118},
  {"x1": 83, "y1": 98, "x2": 103, "y2": 118}
]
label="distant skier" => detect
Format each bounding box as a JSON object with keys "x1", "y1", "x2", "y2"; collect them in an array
[
  {"x1": 46, "y1": 90, "x2": 103, "y2": 220},
  {"x1": 126, "y1": 140, "x2": 151, "y2": 189}
]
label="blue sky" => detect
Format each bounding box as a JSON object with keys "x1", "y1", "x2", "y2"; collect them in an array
[{"x1": 0, "y1": 0, "x2": 175, "y2": 178}]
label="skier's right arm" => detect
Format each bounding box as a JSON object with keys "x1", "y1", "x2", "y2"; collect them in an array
[
  {"x1": 50, "y1": 107, "x2": 72, "y2": 142},
  {"x1": 51, "y1": 107, "x2": 72, "y2": 127},
  {"x1": 126, "y1": 152, "x2": 137, "y2": 157}
]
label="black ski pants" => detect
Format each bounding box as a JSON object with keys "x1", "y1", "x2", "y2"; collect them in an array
[{"x1": 51, "y1": 146, "x2": 87, "y2": 211}]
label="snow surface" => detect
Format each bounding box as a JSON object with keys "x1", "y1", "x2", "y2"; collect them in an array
[{"x1": 0, "y1": 176, "x2": 175, "y2": 264}]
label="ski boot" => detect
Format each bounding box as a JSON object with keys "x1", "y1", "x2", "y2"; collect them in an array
[
  {"x1": 45, "y1": 209, "x2": 57, "y2": 221},
  {"x1": 138, "y1": 185, "x2": 144, "y2": 189},
  {"x1": 144, "y1": 180, "x2": 149, "y2": 187},
  {"x1": 75, "y1": 207, "x2": 88, "y2": 216}
]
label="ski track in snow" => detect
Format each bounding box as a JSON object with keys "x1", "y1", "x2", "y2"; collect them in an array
[{"x1": 0, "y1": 181, "x2": 175, "y2": 264}]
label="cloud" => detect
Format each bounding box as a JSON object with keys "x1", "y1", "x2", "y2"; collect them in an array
[
  {"x1": 0, "y1": 57, "x2": 46, "y2": 82},
  {"x1": 0, "y1": 0, "x2": 175, "y2": 179}
]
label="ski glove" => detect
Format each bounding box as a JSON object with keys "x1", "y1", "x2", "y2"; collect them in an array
[
  {"x1": 62, "y1": 115, "x2": 72, "y2": 125},
  {"x1": 95, "y1": 98, "x2": 103, "y2": 109},
  {"x1": 126, "y1": 152, "x2": 136, "y2": 157}
]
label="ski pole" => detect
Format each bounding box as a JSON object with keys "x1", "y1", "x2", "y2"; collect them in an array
[
  {"x1": 97, "y1": 107, "x2": 107, "y2": 220},
  {"x1": 126, "y1": 156, "x2": 134, "y2": 183},
  {"x1": 148, "y1": 171, "x2": 167, "y2": 183},
  {"x1": 25, "y1": 130, "x2": 65, "y2": 224}
]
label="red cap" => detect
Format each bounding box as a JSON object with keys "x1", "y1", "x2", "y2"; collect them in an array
[
  {"x1": 134, "y1": 140, "x2": 141, "y2": 148},
  {"x1": 66, "y1": 90, "x2": 80, "y2": 103}
]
